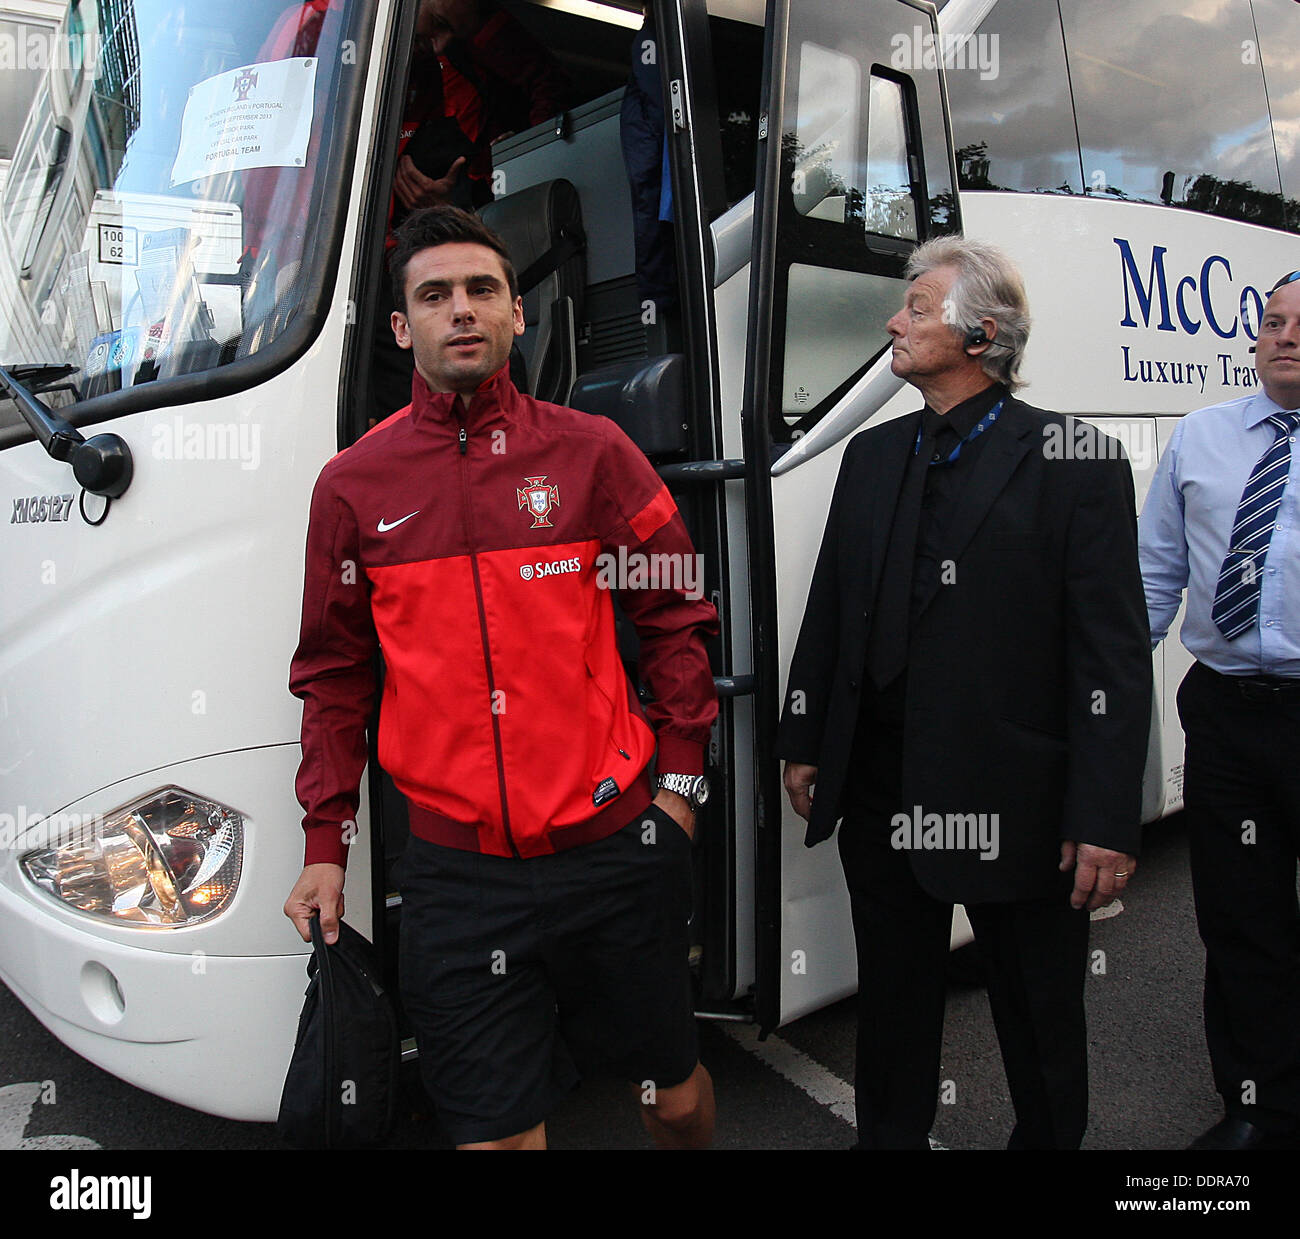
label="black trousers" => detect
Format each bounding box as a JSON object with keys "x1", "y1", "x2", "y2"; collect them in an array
[
  {"x1": 838, "y1": 816, "x2": 1090, "y2": 1149},
  {"x1": 1177, "y1": 661, "x2": 1300, "y2": 1135}
]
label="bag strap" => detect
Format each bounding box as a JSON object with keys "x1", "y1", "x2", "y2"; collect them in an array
[{"x1": 309, "y1": 914, "x2": 339, "y2": 1149}]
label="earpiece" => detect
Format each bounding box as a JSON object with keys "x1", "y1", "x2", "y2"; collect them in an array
[{"x1": 965, "y1": 325, "x2": 1013, "y2": 353}]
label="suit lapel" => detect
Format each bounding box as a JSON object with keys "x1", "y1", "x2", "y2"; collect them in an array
[{"x1": 913, "y1": 398, "x2": 1036, "y2": 618}]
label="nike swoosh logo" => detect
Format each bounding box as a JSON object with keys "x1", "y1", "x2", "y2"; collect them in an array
[{"x1": 377, "y1": 510, "x2": 420, "y2": 533}]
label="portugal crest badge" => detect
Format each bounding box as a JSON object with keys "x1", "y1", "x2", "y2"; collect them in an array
[{"x1": 517, "y1": 475, "x2": 560, "y2": 528}]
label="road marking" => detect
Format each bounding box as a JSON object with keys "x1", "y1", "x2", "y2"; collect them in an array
[
  {"x1": 723, "y1": 1022, "x2": 857, "y2": 1128},
  {"x1": 0, "y1": 1082, "x2": 99, "y2": 1150},
  {"x1": 723, "y1": 1024, "x2": 948, "y2": 1148}
]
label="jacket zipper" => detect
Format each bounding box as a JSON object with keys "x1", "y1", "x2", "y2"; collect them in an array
[{"x1": 457, "y1": 411, "x2": 520, "y2": 858}]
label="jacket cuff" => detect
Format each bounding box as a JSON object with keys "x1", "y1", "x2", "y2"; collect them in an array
[
  {"x1": 304, "y1": 823, "x2": 351, "y2": 869},
  {"x1": 1060, "y1": 821, "x2": 1142, "y2": 858},
  {"x1": 655, "y1": 734, "x2": 705, "y2": 776}
]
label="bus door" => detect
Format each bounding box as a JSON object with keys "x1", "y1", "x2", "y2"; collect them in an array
[
  {"x1": 345, "y1": 0, "x2": 750, "y2": 1017},
  {"x1": 742, "y1": 0, "x2": 960, "y2": 1029}
]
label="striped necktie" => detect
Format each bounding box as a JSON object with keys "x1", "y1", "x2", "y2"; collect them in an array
[{"x1": 1212, "y1": 410, "x2": 1300, "y2": 640}]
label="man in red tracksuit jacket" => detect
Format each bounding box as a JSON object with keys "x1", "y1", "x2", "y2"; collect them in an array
[{"x1": 283, "y1": 206, "x2": 718, "y2": 1149}]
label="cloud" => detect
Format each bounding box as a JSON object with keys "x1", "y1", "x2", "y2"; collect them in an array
[{"x1": 943, "y1": 0, "x2": 1295, "y2": 202}]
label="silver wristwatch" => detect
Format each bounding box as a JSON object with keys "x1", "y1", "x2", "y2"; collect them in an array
[{"x1": 656, "y1": 773, "x2": 710, "y2": 809}]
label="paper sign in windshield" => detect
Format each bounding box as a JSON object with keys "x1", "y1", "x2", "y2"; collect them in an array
[{"x1": 170, "y1": 57, "x2": 318, "y2": 187}]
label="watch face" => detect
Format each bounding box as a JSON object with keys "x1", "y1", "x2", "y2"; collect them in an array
[{"x1": 691, "y1": 777, "x2": 710, "y2": 808}]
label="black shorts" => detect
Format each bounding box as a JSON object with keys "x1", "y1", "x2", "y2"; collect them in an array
[{"x1": 395, "y1": 803, "x2": 699, "y2": 1145}]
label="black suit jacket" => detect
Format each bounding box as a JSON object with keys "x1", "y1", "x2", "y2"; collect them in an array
[{"x1": 776, "y1": 395, "x2": 1152, "y2": 904}]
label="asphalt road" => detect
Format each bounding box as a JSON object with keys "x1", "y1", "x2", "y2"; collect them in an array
[{"x1": 0, "y1": 815, "x2": 1242, "y2": 1155}]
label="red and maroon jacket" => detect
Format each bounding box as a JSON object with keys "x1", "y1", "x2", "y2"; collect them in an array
[{"x1": 290, "y1": 368, "x2": 719, "y2": 866}]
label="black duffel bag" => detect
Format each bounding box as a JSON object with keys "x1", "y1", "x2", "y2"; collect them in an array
[{"x1": 277, "y1": 914, "x2": 400, "y2": 1149}]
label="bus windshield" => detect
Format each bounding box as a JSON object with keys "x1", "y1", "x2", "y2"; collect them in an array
[{"x1": 0, "y1": 0, "x2": 364, "y2": 432}]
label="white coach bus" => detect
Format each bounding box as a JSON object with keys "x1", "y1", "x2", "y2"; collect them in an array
[{"x1": 0, "y1": 0, "x2": 1297, "y2": 1120}]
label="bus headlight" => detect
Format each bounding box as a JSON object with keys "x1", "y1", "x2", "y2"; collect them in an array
[{"x1": 19, "y1": 788, "x2": 244, "y2": 927}]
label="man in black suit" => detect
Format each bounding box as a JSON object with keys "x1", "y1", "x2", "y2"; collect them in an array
[{"x1": 777, "y1": 235, "x2": 1151, "y2": 1149}]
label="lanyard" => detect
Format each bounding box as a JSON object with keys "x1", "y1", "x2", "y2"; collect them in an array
[{"x1": 915, "y1": 399, "x2": 1004, "y2": 467}]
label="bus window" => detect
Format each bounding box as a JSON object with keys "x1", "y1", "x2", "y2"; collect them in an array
[
  {"x1": 781, "y1": 264, "x2": 901, "y2": 420},
  {"x1": 938, "y1": 0, "x2": 1084, "y2": 196},
  {"x1": 792, "y1": 56, "x2": 915, "y2": 238},
  {"x1": 1250, "y1": 0, "x2": 1300, "y2": 228},
  {"x1": 779, "y1": 66, "x2": 924, "y2": 417},
  {"x1": 1061, "y1": 0, "x2": 1285, "y2": 225},
  {"x1": 939, "y1": 0, "x2": 1299, "y2": 229},
  {"x1": 765, "y1": 2, "x2": 955, "y2": 442},
  {"x1": 708, "y1": 13, "x2": 763, "y2": 212},
  {"x1": 864, "y1": 75, "x2": 917, "y2": 240},
  {"x1": 0, "y1": 15, "x2": 55, "y2": 161},
  {"x1": 791, "y1": 41, "x2": 860, "y2": 223},
  {"x1": 0, "y1": 0, "x2": 368, "y2": 441}
]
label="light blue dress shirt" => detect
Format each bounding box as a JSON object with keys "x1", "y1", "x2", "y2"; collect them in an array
[{"x1": 1140, "y1": 389, "x2": 1300, "y2": 676}]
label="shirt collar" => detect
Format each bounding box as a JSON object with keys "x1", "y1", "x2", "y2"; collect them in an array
[
  {"x1": 924, "y1": 382, "x2": 1006, "y2": 438},
  {"x1": 1243, "y1": 388, "x2": 1296, "y2": 429}
]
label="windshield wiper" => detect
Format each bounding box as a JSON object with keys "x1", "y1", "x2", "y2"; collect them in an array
[
  {"x1": 0, "y1": 366, "x2": 133, "y2": 499},
  {"x1": 7, "y1": 362, "x2": 78, "y2": 391}
]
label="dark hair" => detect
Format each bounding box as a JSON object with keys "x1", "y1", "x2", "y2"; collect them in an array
[{"x1": 388, "y1": 205, "x2": 518, "y2": 312}]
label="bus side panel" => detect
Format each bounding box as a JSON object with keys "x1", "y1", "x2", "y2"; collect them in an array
[{"x1": 959, "y1": 191, "x2": 1300, "y2": 822}]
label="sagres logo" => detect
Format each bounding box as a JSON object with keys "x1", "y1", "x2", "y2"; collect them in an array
[{"x1": 519, "y1": 556, "x2": 582, "y2": 581}]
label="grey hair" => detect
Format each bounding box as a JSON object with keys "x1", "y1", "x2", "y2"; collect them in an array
[{"x1": 904, "y1": 235, "x2": 1031, "y2": 391}]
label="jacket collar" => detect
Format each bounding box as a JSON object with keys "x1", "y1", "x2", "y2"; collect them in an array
[{"x1": 409, "y1": 365, "x2": 518, "y2": 432}]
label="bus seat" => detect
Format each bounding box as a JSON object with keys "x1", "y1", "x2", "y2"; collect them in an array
[
  {"x1": 480, "y1": 179, "x2": 586, "y2": 405},
  {"x1": 567, "y1": 354, "x2": 687, "y2": 460}
]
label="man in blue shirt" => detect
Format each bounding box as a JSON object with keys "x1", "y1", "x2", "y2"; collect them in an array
[{"x1": 1140, "y1": 270, "x2": 1300, "y2": 1151}]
